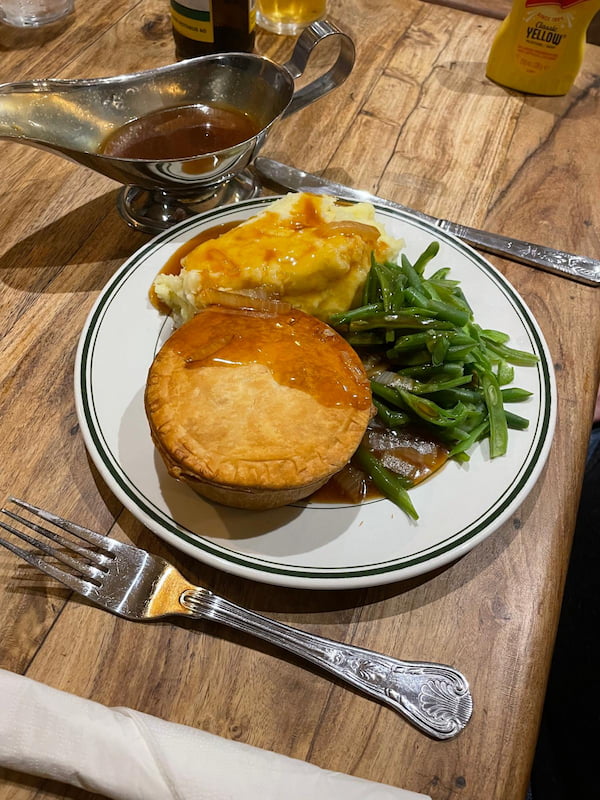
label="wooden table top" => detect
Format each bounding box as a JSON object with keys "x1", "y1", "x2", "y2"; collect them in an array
[{"x1": 1, "y1": 1, "x2": 599, "y2": 798}]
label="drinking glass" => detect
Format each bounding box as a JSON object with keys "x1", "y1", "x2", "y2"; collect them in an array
[
  {"x1": 256, "y1": 0, "x2": 326, "y2": 35},
  {"x1": 0, "y1": 0, "x2": 73, "y2": 27}
]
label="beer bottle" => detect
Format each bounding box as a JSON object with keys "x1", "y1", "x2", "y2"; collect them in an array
[{"x1": 170, "y1": 1, "x2": 256, "y2": 59}]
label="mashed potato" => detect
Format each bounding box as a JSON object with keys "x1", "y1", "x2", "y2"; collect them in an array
[{"x1": 153, "y1": 193, "x2": 403, "y2": 323}]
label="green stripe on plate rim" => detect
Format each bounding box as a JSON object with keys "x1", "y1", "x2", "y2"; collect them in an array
[{"x1": 78, "y1": 197, "x2": 554, "y2": 580}]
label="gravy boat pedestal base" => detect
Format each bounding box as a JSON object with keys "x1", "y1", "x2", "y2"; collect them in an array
[{"x1": 118, "y1": 170, "x2": 261, "y2": 233}]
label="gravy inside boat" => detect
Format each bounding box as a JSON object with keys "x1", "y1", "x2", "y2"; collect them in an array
[{"x1": 98, "y1": 103, "x2": 262, "y2": 160}]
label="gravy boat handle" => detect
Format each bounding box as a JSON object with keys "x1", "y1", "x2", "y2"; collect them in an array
[{"x1": 282, "y1": 19, "x2": 355, "y2": 117}]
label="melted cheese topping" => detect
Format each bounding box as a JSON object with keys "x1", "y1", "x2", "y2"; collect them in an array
[{"x1": 153, "y1": 193, "x2": 403, "y2": 323}]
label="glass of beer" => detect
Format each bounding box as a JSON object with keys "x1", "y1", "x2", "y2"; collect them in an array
[{"x1": 256, "y1": 0, "x2": 327, "y2": 35}]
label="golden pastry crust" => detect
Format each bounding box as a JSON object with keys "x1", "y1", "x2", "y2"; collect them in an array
[{"x1": 145, "y1": 306, "x2": 372, "y2": 509}]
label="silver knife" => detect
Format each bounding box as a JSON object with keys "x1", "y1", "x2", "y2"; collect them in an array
[{"x1": 253, "y1": 157, "x2": 600, "y2": 287}]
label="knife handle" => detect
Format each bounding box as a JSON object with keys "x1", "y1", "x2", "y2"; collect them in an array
[
  {"x1": 181, "y1": 588, "x2": 473, "y2": 739},
  {"x1": 439, "y1": 220, "x2": 600, "y2": 286}
]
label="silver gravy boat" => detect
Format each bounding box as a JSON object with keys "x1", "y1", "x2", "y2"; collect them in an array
[{"x1": 0, "y1": 19, "x2": 354, "y2": 233}]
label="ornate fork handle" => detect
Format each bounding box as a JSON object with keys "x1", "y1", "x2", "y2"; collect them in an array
[{"x1": 181, "y1": 588, "x2": 473, "y2": 740}]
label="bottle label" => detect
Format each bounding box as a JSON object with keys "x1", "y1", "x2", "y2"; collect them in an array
[
  {"x1": 513, "y1": 3, "x2": 579, "y2": 72},
  {"x1": 171, "y1": 0, "x2": 214, "y2": 43},
  {"x1": 171, "y1": 1, "x2": 256, "y2": 42}
]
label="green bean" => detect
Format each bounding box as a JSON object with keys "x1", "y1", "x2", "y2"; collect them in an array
[
  {"x1": 370, "y1": 381, "x2": 407, "y2": 409},
  {"x1": 362, "y1": 253, "x2": 380, "y2": 304},
  {"x1": 467, "y1": 336, "x2": 493, "y2": 370},
  {"x1": 373, "y1": 398, "x2": 411, "y2": 428},
  {"x1": 432, "y1": 423, "x2": 476, "y2": 445},
  {"x1": 396, "y1": 363, "x2": 464, "y2": 379},
  {"x1": 432, "y1": 386, "x2": 483, "y2": 404},
  {"x1": 410, "y1": 374, "x2": 473, "y2": 395},
  {"x1": 403, "y1": 286, "x2": 471, "y2": 326},
  {"x1": 501, "y1": 387, "x2": 533, "y2": 403},
  {"x1": 479, "y1": 328, "x2": 510, "y2": 344},
  {"x1": 429, "y1": 267, "x2": 452, "y2": 281},
  {"x1": 389, "y1": 343, "x2": 476, "y2": 366},
  {"x1": 496, "y1": 359, "x2": 514, "y2": 386},
  {"x1": 483, "y1": 339, "x2": 539, "y2": 367},
  {"x1": 373, "y1": 261, "x2": 395, "y2": 312},
  {"x1": 429, "y1": 332, "x2": 450, "y2": 365},
  {"x1": 457, "y1": 406, "x2": 488, "y2": 431},
  {"x1": 388, "y1": 331, "x2": 442, "y2": 353},
  {"x1": 443, "y1": 343, "x2": 478, "y2": 362},
  {"x1": 391, "y1": 279, "x2": 409, "y2": 312},
  {"x1": 396, "y1": 306, "x2": 441, "y2": 317},
  {"x1": 448, "y1": 420, "x2": 490, "y2": 457},
  {"x1": 430, "y1": 281, "x2": 471, "y2": 311},
  {"x1": 400, "y1": 254, "x2": 422, "y2": 289},
  {"x1": 333, "y1": 304, "x2": 436, "y2": 327},
  {"x1": 479, "y1": 369, "x2": 508, "y2": 457},
  {"x1": 375, "y1": 261, "x2": 401, "y2": 342},
  {"x1": 347, "y1": 332, "x2": 386, "y2": 346},
  {"x1": 349, "y1": 313, "x2": 453, "y2": 331},
  {"x1": 427, "y1": 299, "x2": 470, "y2": 327},
  {"x1": 354, "y1": 445, "x2": 418, "y2": 520},
  {"x1": 397, "y1": 389, "x2": 468, "y2": 427},
  {"x1": 413, "y1": 241, "x2": 440, "y2": 274},
  {"x1": 505, "y1": 410, "x2": 530, "y2": 430},
  {"x1": 454, "y1": 287, "x2": 472, "y2": 312},
  {"x1": 329, "y1": 303, "x2": 382, "y2": 326},
  {"x1": 422, "y1": 279, "x2": 441, "y2": 302},
  {"x1": 382, "y1": 259, "x2": 405, "y2": 275},
  {"x1": 403, "y1": 285, "x2": 430, "y2": 308}
]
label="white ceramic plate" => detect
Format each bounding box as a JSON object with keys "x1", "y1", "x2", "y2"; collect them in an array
[{"x1": 75, "y1": 197, "x2": 556, "y2": 590}]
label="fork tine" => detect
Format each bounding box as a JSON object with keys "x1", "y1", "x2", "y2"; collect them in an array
[
  {"x1": 1, "y1": 507, "x2": 98, "y2": 561},
  {"x1": 7, "y1": 498, "x2": 117, "y2": 550},
  {"x1": 0, "y1": 532, "x2": 93, "y2": 595},
  {"x1": 0, "y1": 516, "x2": 102, "y2": 582}
]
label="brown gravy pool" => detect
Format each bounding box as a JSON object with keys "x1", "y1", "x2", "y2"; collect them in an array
[
  {"x1": 99, "y1": 104, "x2": 261, "y2": 160},
  {"x1": 312, "y1": 427, "x2": 449, "y2": 505},
  {"x1": 149, "y1": 222, "x2": 238, "y2": 313}
]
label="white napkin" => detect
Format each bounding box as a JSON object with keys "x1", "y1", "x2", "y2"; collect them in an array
[{"x1": 0, "y1": 669, "x2": 430, "y2": 799}]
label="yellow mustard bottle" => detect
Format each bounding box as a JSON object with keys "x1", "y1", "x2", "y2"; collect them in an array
[{"x1": 486, "y1": 0, "x2": 600, "y2": 95}]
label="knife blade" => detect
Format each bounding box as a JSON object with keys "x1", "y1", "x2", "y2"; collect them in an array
[{"x1": 253, "y1": 157, "x2": 600, "y2": 287}]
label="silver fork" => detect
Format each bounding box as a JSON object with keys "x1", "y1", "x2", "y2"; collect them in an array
[{"x1": 0, "y1": 497, "x2": 472, "y2": 740}]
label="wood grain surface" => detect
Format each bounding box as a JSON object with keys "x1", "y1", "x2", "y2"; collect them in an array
[
  {"x1": 423, "y1": 0, "x2": 511, "y2": 20},
  {"x1": 1, "y1": 1, "x2": 599, "y2": 799}
]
